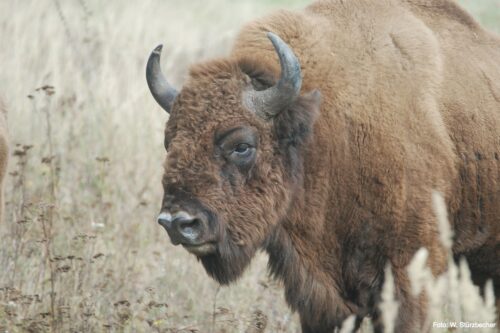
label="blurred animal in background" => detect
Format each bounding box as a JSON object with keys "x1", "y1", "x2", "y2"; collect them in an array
[
  {"x1": 0, "y1": 98, "x2": 8, "y2": 222},
  {"x1": 146, "y1": 0, "x2": 500, "y2": 331}
]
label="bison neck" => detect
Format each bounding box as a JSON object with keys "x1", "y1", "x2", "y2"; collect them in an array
[{"x1": 264, "y1": 223, "x2": 359, "y2": 328}]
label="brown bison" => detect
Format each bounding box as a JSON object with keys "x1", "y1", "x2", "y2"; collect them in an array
[
  {"x1": 0, "y1": 98, "x2": 7, "y2": 222},
  {"x1": 146, "y1": 0, "x2": 500, "y2": 331}
]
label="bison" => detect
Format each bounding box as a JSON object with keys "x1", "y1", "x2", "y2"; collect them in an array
[
  {"x1": 0, "y1": 98, "x2": 7, "y2": 222},
  {"x1": 146, "y1": 0, "x2": 500, "y2": 331}
]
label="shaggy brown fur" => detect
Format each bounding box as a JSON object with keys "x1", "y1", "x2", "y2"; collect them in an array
[
  {"x1": 157, "y1": 0, "x2": 500, "y2": 331},
  {"x1": 0, "y1": 98, "x2": 8, "y2": 222}
]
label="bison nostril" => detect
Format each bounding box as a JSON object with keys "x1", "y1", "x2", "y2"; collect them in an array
[
  {"x1": 157, "y1": 212, "x2": 172, "y2": 229},
  {"x1": 176, "y1": 218, "x2": 202, "y2": 240},
  {"x1": 160, "y1": 210, "x2": 206, "y2": 245}
]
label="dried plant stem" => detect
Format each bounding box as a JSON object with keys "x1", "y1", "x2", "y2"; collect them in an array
[
  {"x1": 212, "y1": 285, "x2": 221, "y2": 333},
  {"x1": 9, "y1": 145, "x2": 30, "y2": 284},
  {"x1": 41, "y1": 207, "x2": 57, "y2": 332},
  {"x1": 43, "y1": 100, "x2": 57, "y2": 203},
  {"x1": 42, "y1": 91, "x2": 59, "y2": 332}
]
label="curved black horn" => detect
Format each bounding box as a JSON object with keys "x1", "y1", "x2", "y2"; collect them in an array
[
  {"x1": 146, "y1": 45, "x2": 178, "y2": 113},
  {"x1": 244, "y1": 32, "x2": 302, "y2": 119}
]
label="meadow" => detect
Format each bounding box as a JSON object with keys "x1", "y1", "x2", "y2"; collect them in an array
[{"x1": 0, "y1": 0, "x2": 499, "y2": 332}]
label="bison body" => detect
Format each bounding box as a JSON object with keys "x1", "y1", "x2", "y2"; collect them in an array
[{"x1": 147, "y1": 0, "x2": 500, "y2": 331}]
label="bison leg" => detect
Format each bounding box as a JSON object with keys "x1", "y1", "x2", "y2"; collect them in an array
[
  {"x1": 300, "y1": 320, "x2": 330, "y2": 333},
  {"x1": 300, "y1": 315, "x2": 363, "y2": 333},
  {"x1": 370, "y1": 268, "x2": 429, "y2": 333},
  {"x1": 462, "y1": 245, "x2": 500, "y2": 325},
  {"x1": 300, "y1": 316, "x2": 335, "y2": 333},
  {"x1": 371, "y1": 294, "x2": 427, "y2": 333}
]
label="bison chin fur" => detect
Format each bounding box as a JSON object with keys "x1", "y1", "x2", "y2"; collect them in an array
[{"x1": 199, "y1": 230, "x2": 259, "y2": 285}]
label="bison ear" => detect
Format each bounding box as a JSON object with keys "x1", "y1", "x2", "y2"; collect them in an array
[{"x1": 273, "y1": 89, "x2": 321, "y2": 148}]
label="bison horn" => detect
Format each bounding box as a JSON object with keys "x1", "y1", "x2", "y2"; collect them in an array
[
  {"x1": 146, "y1": 45, "x2": 178, "y2": 113},
  {"x1": 244, "y1": 32, "x2": 302, "y2": 119}
]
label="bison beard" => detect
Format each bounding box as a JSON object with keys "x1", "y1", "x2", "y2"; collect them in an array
[{"x1": 200, "y1": 233, "x2": 257, "y2": 285}]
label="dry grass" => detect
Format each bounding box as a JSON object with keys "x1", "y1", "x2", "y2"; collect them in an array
[{"x1": 0, "y1": 0, "x2": 498, "y2": 332}]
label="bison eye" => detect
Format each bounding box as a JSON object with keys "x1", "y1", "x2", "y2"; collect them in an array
[
  {"x1": 234, "y1": 144, "x2": 250, "y2": 155},
  {"x1": 227, "y1": 143, "x2": 256, "y2": 170},
  {"x1": 230, "y1": 143, "x2": 254, "y2": 161},
  {"x1": 215, "y1": 126, "x2": 258, "y2": 170}
]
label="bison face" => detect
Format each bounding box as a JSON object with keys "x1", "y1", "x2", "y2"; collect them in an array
[{"x1": 146, "y1": 33, "x2": 321, "y2": 284}]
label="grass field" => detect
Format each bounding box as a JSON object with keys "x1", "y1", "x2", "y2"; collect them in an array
[{"x1": 0, "y1": 0, "x2": 499, "y2": 332}]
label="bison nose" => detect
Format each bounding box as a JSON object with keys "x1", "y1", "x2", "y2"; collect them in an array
[
  {"x1": 157, "y1": 212, "x2": 172, "y2": 229},
  {"x1": 158, "y1": 211, "x2": 206, "y2": 246}
]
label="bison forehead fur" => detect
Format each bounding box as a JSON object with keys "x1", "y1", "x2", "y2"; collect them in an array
[{"x1": 152, "y1": 0, "x2": 500, "y2": 332}]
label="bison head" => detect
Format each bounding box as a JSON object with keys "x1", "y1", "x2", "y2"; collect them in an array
[{"x1": 146, "y1": 33, "x2": 321, "y2": 284}]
